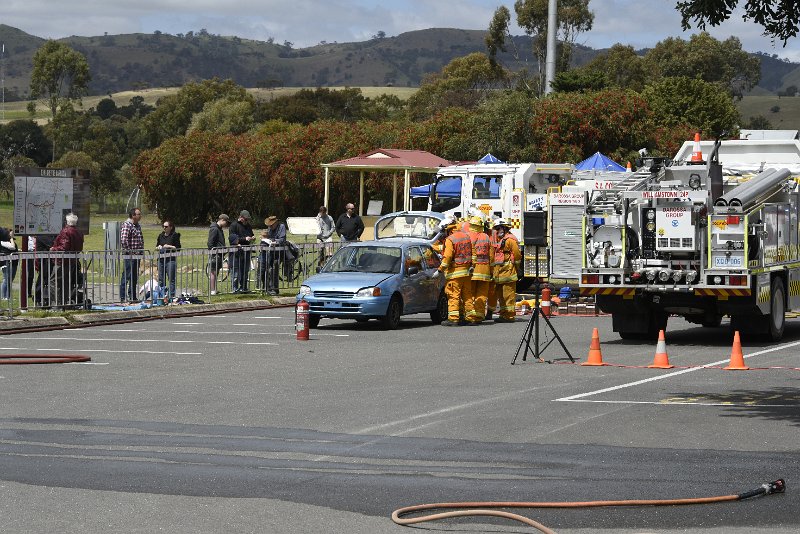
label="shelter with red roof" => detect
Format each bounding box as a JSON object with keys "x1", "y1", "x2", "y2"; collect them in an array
[{"x1": 321, "y1": 149, "x2": 451, "y2": 215}]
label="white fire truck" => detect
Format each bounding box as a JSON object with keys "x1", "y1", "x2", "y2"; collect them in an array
[
  {"x1": 427, "y1": 161, "x2": 601, "y2": 287},
  {"x1": 579, "y1": 138, "x2": 800, "y2": 340}
]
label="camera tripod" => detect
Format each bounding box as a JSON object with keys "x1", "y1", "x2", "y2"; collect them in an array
[{"x1": 511, "y1": 246, "x2": 574, "y2": 365}]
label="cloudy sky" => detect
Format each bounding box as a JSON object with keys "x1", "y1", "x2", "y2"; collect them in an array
[{"x1": 3, "y1": 0, "x2": 798, "y2": 61}]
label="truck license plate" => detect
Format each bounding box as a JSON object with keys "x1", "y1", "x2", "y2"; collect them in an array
[{"x1": 714, "y1": 256, "x2": 743, "y2": 268}]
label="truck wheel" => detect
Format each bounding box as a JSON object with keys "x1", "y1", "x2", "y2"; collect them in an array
[
  {"x1": 766, "y1": 278, "x2": 786, "y2": 341},
  {"x1": 646, "y1": 311, "x2": 668, "y2": 340},
  {"x1": 701, "y1": 314, "x2": 723, "y2": 328}
]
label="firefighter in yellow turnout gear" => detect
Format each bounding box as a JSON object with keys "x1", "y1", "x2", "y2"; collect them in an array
[
  {"x1": 466, "y1": 215, "x2": 493, "y2": 324},
  {"x1": 491, "y1": 218, "x2": 521, "y2": 322},
  {"x1": 437, "y1": 218, "x2": 473, "y2": 326}
]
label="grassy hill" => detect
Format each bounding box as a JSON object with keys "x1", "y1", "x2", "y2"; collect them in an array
[
  {"x1": 4, "y1": 24, "x2": 798, "y2": 102},
  {"x1": 736, "y1": 95, "x2": 800, "y2": 129}
]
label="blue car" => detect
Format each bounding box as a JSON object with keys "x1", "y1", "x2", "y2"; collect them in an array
[{"x1": 296, "y1": 236, "x2": 447, "y2": 329}]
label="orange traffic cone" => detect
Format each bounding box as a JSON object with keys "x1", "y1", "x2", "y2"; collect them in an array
[
  {"x1": 625, "y1": 161, "x2": 632, "y2": 172},
  {"x1": 648, "y1": 330, "x2": 674, "y2": 369},
  {"x1": 724, "y1": 331, "x2": 749, "y2": 370},
  {"x1": 582, "y1": 327, "x2": 607, "y2": 366},
  {"x1": 690, "y1": 132, "x2": 704, "y2": 163}
]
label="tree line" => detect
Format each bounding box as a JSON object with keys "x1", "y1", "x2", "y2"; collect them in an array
[{"x1": 1, "y1": 8, "x2": 793, "y2": 222}]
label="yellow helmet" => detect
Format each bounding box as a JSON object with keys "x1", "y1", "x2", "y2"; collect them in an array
[{"x1": 469, "y1": 215, "x2": 484, "y2": 230}]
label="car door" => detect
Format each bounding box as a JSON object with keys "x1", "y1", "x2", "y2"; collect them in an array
[
  {"x1": 420, "y1": 244, "x2": 443, "y2": 309},
  {"x1": 400, "y1": 246, "x2": 427, "y2": 313}
]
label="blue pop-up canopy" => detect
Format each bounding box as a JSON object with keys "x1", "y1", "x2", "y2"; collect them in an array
[
  {"x1": 410, "y1": 177, "x2": 462, "y2": 199},
  {"x1": 478, "y1": 153, "x2": 504, "y2": 164},
  {"x1": 575, "y1": 152, "x2": 625, "y2": 171}
]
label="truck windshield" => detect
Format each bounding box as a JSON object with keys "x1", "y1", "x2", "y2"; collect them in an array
[{"x1": 472, "y1": 175, "x2": 502, "y2": 199}]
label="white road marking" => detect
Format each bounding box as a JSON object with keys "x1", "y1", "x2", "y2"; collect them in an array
[
  {"x1": 35, "y1": 348, "x2": 201, "y2": 355},
  {"x1": 563, "y1": 399, "x2": 798, "y2": 407},
  {"x1": 353, "y1": 386, "x2": 543, "y2": 435},
  {"x1": 554, "y1": 339, "x2": 800, "y2": 403},
  {"x1": 252, "y1": 316, "x2": 281, "y2": 319},
  {"x1": 99, "y1": 328, "x2": 348, "y2": 337},
  {"x1": 232, "y1": 323, "x2": 261, "y2": 326},
  {"x1": 172, "y1": 322, "x2": 205, "y2": 325},
  {"x1": 7, "y1": 336, "x2": 276, "y2": 346}
]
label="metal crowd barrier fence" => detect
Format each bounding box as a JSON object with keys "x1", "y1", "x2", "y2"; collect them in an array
[{"x1": 0, "y1": 240, "x2": 343, "y2": 317}]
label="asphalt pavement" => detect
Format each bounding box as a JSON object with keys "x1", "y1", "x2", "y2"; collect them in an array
[{"x1": 0, "y1": 309, "x2": 798, "y2": 533}]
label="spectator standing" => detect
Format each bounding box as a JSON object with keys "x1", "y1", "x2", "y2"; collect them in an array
[
  {"x1": 261, "y1": 215, "x2": 286, "y2": 296},
  {"x1": 335, "y1": 203, "x2": 364, "y2": 242},
  {"x1": 316, "y1": 205, "x2": 335, "y2": 266},
  {"x1": 49, "y1": 213, "x2": 84, "y2": 306},
  {"x1": 0, "y1": 227, "x2": 18, "y2": 300},
  {"x1": 119, "y1": 207, "x2": 144, "y2": 302},
  {"x1": 33, "y1": 234, "x2": 55, "y2": 306},
  {"x1": 207, "y1": 213, "x2": 230, "y2": 295},
  {"x1": 156, "y1": 220, "x2": 182, "y2": 299},
  {"x1": 229, "y1": 210, "x2": 255, "y2": 293}
]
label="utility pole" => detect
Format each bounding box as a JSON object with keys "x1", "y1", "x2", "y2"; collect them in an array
[
  {"x1": 1, "y1": 43, "x2": 5, "y2": 121},
  {"x1": 544, "y1": 0, "x2": 557, "y2": 95}
]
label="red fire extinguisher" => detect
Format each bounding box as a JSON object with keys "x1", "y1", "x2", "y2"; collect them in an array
[
  {"x1": 296, "y1": 298, "x2": 310, "y2": 340},
  {"x1": 541, "y1": 286, "x2": 552, "y2": 317}
]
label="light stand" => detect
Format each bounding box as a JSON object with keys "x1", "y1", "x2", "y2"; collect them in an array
[{"x1": 511, "y1": 246, "x2": 574, "y2": 365}]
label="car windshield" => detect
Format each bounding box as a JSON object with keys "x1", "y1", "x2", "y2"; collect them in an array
[
  {"x1": 376, "y1": 215, "x2": 440, "y2": 239},
  {"x1": 323, "y1": 245, "x2": 403, "y2": 274}
]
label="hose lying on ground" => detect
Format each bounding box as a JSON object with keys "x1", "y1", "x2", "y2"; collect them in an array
[
  {"x1": 391, "y1": 479, "x2": 785, "y2": 534},
  {"x1": 0, "y1": 354, "x2": 91, "y2": 364}
]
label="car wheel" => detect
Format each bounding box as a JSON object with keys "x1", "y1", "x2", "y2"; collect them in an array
[
  {"x1": 381, "y1": 295, "x2": 403, "y2": 330},
  {"x1": 430, "y1": 290, "x2": 447, "y2": 324},
  {"x1": 309, "y1": 314, "x2": 320, "y2": 329}
]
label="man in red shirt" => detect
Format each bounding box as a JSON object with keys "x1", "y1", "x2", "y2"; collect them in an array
[{"x1": 49, "y1": 213, "x2": 84, "y2": 306}]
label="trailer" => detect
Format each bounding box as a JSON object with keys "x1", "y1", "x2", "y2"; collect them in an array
[{"x1": 579, "y1": 137, "x2": 800, "y2": 340}]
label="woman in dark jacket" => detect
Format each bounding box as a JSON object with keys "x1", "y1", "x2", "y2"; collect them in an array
[{"x1": 156, "y1": 221, "x2": 181, "y2": 298}]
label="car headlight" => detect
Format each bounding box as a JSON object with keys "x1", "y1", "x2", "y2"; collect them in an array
[
  {"x1": 298, "y1": 285, "x2": 312, "y2": 296},
  {"x1": 356, "y1": 287, "x2": 381, "y2": 297}
]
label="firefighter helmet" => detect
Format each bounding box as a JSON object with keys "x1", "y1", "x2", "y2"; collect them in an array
[
  {"x1": 493, "y1": 218, "x2": 511, "y2": 228},
  {"x1": 469, "y1": 215, "x2": 484, "y2": 230}
]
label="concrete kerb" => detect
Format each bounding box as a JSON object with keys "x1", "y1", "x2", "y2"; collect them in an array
[{"x1": 0, "y1": 297, "x2": 297, "y2": 334}]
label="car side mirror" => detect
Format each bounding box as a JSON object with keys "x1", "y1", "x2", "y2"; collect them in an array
[{"x1": 407, "y1": 266, "x2": 419, "y2": 276}]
